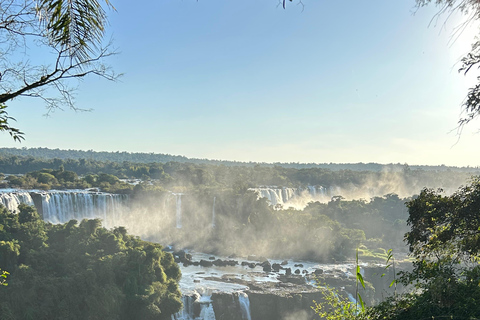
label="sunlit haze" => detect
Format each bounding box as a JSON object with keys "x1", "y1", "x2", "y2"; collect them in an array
[{"x1": 2, "y1": 0, "x2": 480, "y2": 167}]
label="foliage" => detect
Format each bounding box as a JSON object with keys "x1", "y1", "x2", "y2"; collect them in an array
[
  {"x1": 0, "y1": 203, "x2": 182, "y2": 319},
  {"x1": 0, "y1": 105, "x2": 24, "y2": 142},
  {"x1": 415, "y1": 0, "x2": 480, "y2": 129},
  {"x1": 1, "y1": 148, "x2": 479, "y2": 173},
  {"x1": 362, "y1": 178, "x2": 480, "y2": 320},
  {"x1": 0, "y1": 268, "x2": 8, "y2": 286},
  {"x1": 312, "y1": 284, "x2": 357, "y2": 320},
  {"x1": 0, "y1": 0, "x2": 118, "y2": 140}
]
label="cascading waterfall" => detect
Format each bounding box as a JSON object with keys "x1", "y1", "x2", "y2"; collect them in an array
[
  {"x1": 249, "y1": 186, "x2": 332, "y2": 208},
  {"x1": 39, "y1": 191, "x2": 127, "y2": 226},
  {"x1": 172, "y1": 295, "x2": 196, "y2": 320},
  {"x1": 0, "y1": 190, "x2": 34, "y2": 213},
  {"x1": 0, "y1": 190, "x2": 127, "y2": 227},
  {"x1": 212, "y1": 196, "x2": 216, "y2": 228},
  {"x1": 198, "y1": 295, "x2": 215, "y2": 320},
  {"x1": 238, "y1": 292, "x2": 252, "y2": 320},
  {"x1": 171, "y1": 292, "x2": 216, "y2": 320},
  {"x1": 174, "y1": 193, "x2": 183, "y2": 229}
]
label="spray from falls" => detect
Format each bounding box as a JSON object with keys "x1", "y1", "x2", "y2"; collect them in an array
[
  {"x1": 174, "y1": 193, "x2": 183, "y2": 229},
  {"x1": 212, "y1": 196, "x2": 216, "y2": 228}
]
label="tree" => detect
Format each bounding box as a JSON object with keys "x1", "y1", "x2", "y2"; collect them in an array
[
  {"x1": 362, "y1": 178, "x2": 480, "y2": 320},
  {"x1": 0, "y1": 0, "x2": 118, "y2": 140},
  {"x1": 416, "y1": 0, "x2": 480, "y2": 130}
]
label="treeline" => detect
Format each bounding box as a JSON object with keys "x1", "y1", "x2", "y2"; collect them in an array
[
  {"x1": 0, "y1": 168, "x2": 133, "y2": 193},
  {"x1": 0, "y1": 154, "x2": 474, "y2": 194},
  {"x1": 0, "y1": 147, "x2": 478, "y2": 172},
  {"x1": 0, "y1": 204, "x2": 182, "y2": 320}
]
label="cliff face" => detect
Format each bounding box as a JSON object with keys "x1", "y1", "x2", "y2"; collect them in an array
[
  {"x1": 248, "y1": 290, "x2": 324, "y2": 320},
  {"x1": 211, "y1": 282, "x2": 327, "y2": 320}
]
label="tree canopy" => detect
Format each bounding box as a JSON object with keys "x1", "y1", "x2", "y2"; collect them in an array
[
  {"x1": 0, "y1": 203, "x2": 182, "y2": 319},
  {"x1": 362, "y1": 178, "x2": 480, "y2": 319}
]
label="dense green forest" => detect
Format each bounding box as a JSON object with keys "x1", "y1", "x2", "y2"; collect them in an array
[
  {"x1": 0, "y1": 153, "x2": 474, "y2": 198},
  {"x1": 0, "y1": 204, "x2": 182, "y2": 320},
  {"x1": 355, "y1": 178, "x2": 480, "y2": 320},
  {"x1": 0, "y1": 147, "x2": 478, "y2": 172}
]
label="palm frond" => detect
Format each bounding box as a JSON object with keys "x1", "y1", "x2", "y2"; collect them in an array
[{"x1": 36, "y1": 0, "x2": 112, "y2": 62}]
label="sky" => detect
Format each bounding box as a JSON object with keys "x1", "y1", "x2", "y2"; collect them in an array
[{"x1": 2, "y1": 0, "x2": 480, "y2": 166}]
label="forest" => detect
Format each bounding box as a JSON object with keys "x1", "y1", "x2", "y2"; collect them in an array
[{"x1": 0, "y1": 204, "x2": 182, "y2": 319}]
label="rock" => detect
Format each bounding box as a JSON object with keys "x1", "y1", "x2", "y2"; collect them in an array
[
  {"x1": 173, "y1": 250, "x2": 192, "y2": 263},
  {"x1": 199, "y1": 259, "x2": 213, "y2": 267},
  {"x1": 272, "y1": 263, "x2": 282, "y2": 272},
  {"x1": 209, "y1": 256, "x2": 216, "y2": 260},
  {"x1": 285, "y1": 268, "x2": 292, "y2": 276},
  {"x1": 262, "y1": 261, "x2": 272, "y2": 273},
  {"x1": 213, "y1": 259, "x2": 238, "y2": 267},
  {"x1": 294, "y1": 269, "x2": 301, "y2": 274},
  {"x1": 281, "y1": 260, "x2": 289, "y2": 265},
  {"x1": 314, "y1": 269, "x2": 323, "y2": 275},
  {"x1": 294, "y1": 264, "x2": 304, "y2": 268}
]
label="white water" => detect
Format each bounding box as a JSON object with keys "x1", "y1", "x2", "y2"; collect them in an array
[
  {"x1": 0, "y1": 190, "x2": 34, "y2": 213},
  {"x1": 39, "y1": 191, "x2": 127, "y2": 227},
  {"x1": 238, "y1": 292, "x2": 252, "y2": 320},
  {"x1": 171, "y1": 292, "x2": 216, "y2": 320},
  {"x1": 0, "y1": 189, "x2": 127, "y2": 228},
  {"x1": 249, "y1": 186, "x2": 333, "y2": 209}
]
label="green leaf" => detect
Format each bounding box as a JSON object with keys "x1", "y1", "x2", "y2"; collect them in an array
[
  {"x1": 357, "y1": 269, "x2": 365, "y2": 289},
  {"x1": 357, "y1": 293, "x2": 365, "y2": 312}
]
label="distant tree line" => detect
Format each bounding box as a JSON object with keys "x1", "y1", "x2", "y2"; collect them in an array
[
  {"x1": 0, "y1": 147, "x2": 478, "y2": 172},
  {"x1": 0, "y1": 154, "x2": 474, "y2": 194}
]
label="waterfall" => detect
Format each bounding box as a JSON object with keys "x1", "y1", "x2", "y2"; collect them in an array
[
  {"x1": 0, "y1": 190, "x2": 127, "y2": 227},
  {"x1": 38, "y1": 191, "x2": 127, "y2": 225},
  {"x1": 172, "y1": 295, "x2": 195, "y2": 320},
  {"x1": 212, "y1": 196, "x2": 216, "y2": 228},
  {"x1": 238, "y1": 292, "x2": 252, "y2": 320},
  {"x1": 171, "y1": 293, "x2": 216, "y2": 320},
  {"x1": 174, "y1": 193, "x2": 183, "y2": 229},
  {"x1": 249, "y1": 186, "x2": 335, "y2": 209},
  {"x1": 0, "y1": 190, "x2": 34, "y2": 213}
]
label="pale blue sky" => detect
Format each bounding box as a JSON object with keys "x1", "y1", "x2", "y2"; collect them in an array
[{"x1": 2, "y1": 0, "x2": 480, "y2": 166}]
